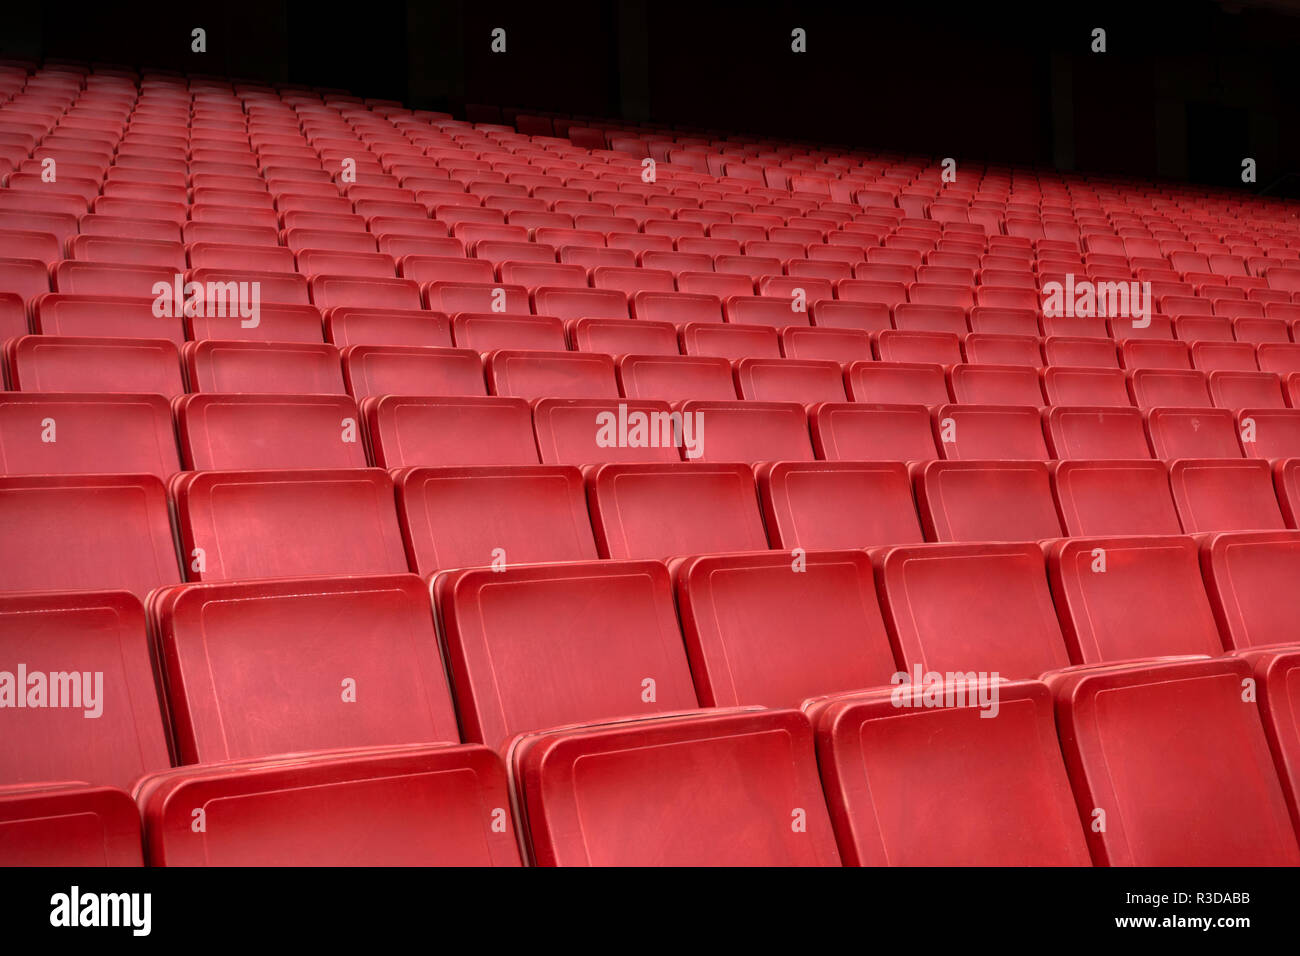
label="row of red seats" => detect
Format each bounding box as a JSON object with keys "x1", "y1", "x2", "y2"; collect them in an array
[
  {"x1": 7, "y1": 329, "x2": 1300, "y2": 406},
  {"x1": 3, "y1": 558, "x2": 1300, "y2": 864},
  {"x1": 4, "y1": 457, "x2": 1300, "y2": 596},
  {"x1": 5, "y1": 387, "x2": 1300, "y2": 473}
]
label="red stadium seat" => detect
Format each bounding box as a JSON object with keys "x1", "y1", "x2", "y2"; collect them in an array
[
  {"x1": 0, "y1": 784, "x2": 143, "y2": 866},
  {"x1": 173, "y1": 468, "x2": 409, "y2": 581},
  {"x1": 175, "y1": 394, "x2": 367, "y2": 470},
  {"x1": 512, "y1": 709, "x2": 839, "y2": 866},
  {"x1": 5, "y1": 335, "x2": 185, "y2": 396},
  {"x1": 675, "y1": 400, "x2": 814, "y2": 462},
  {"x1": 1046, "y1": 657, "x2": 1300, "y2": 865},
  {"x1": 1050, "y1": 459, "x2": 1182, "y2": 535},
  {"x1": 341, "y1": 344, "x2": 485, "y2": 398},
  {"x1": 138, "y1": 745, "x2": 521, "y2": 866},
  {"x1": 1145, "y1": 407, "x2": 1243, "y2": 458},
  {"x1": 1046, "y1": 535, "x2": 1225, "y2": 662},
  {"x1": 532, "y1": 397, "x2": 684, "y2": 465},
  {"x1": 1201, "y1": 530, "x2": 1300, "y2": 649},
  {"x1": 808, "y1": 680, "x2": 1092, "y2": 866},
  {"x1": 0, "y1": 392, "x2": 179, "y2": 478},
  {"x1": 872, "y1": 541, "x2": 1071, "y2": 679},
  {"x1": 183, "y1": 340, "x2": 345, "y2": 394},
  {"x1": 364, "y1": 395, "x2": 539, "y2": 468},
  {"x1": 436, "y1": 559, "x2": 699, "y2": 748},
  {"x1": 755, "y1": 460, "x2": 925, "y2": 548},
  {"x1": 913, "y1": 460, "x2": 1063, "y2": 542},
  {"x1": 0, "y1": 590, "x2": 169, "y2": 790},
  {"x1": 0, "y1": 474, "x2": 181, "y2": 599},
  {"x1": 673, "y1": 549, "x2": 898, "y2": 707},
  {"x1": 150, "y1": 574, "x2": 460, "y2": 762},
  {"x1": 809, "y1": 401, "x2": 939, "y2": 461},
  {"x1": 586, "y1": 461, "x2": 768, "y2": 558},
  {"x1": 934, "y1": 404, "x2": 1049, "y2": 460},
  {"x1": 393, "y1": 465, "x2": 598, "y2": 573}
]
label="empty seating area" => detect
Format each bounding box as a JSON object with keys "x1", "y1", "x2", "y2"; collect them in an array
[{"x1": 4, "y1": 58, "x2": 1300, "y2": 868}]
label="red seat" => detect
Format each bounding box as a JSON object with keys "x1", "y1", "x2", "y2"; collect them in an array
[
  {"x1": 845, "y1": 361, "x2": 949, "y2": 405},
  {"x1": 810, "y1": 299, "x2": 891, "y2": 333},
  {"x1": 1042, "y1": 336, "x2": 1119, "y2": 368},
  {"x1": 1201, "y1": 530, "x2": 1300, "y2": 649},
  {"x1": 172, "y1": 468, "x2": 409, "y2": 581},
  {"x1": 723, "y1": 296, "x2": 812, "y2": 329},
  {"x1": 450, "y1": 313, "x2": 567, "y2": 351},
  {"x1": 341, "y1": 344, "x2": 486, "y2": 398},
  {"x1": 0, "y1": 784, "x2": 142, "y2": 866},
  {"x1": 1233, "y1": 645, "x2": 1300, "y2": 836},
  {"x1": 0, "y1": 292, "x2": 25, "y2": 340},
  {"x1": 673, "y1": 549, "x2": 896, "y2": 707},
  {"x1": 0, "y1": 392, "x2": 179, "y2": 479},
  {"x1": 733, "y1": 357, "x2": 847, "y2": 403},
  {"x1": 178, "y1": 297, "x2": 322, "y2": 341},
  {"x1": 756, "y1": 460, "x2": 924, "y2": 548},
  {"x1": 511, "y1": 709, "x2": 839, "y2": 866},
  {"x1": 183, "y1": 340, "x2": 345, "y2": 394},
  {"x1": 629, "y1": 290, "x2": 723, "y2": 324},
  {"x1": 533, "y1": 397, "x2": 684, "y2": 465},
  {"x1": 1051, "y1": 459, "x2": 1181, "y2": 535},
  {"x1": 586, "y1": 461, "x2": 768, "y2": 559},
  {"x1": 394, "y1": 465, "x2": 598, "y2": 574},
  {"x1": 485, "y1": 349, "x2": 619, "y2": 400},
  {"x1": 913, "y1": 460, "x2": 1063, "y2": 542},
  {"x1": 809, "y1": 401, "x2": 939, "y2": 461},
  {"x1": 52, "y1": 260, "x2": 181, "y2": 298},
  {"x1": 138, "y1": 745, "x2": 521, "y2": 866},
  {"x1": 948, "y1": 364, "x2": 1044, "y2": 405},
  {"x1": 808, "y1": 680, "x2": 1091, "y2": 866},
  {"x1": 175, "y1": 394, "x2": 367, "y2": 470},
  {"x1": 872, "y1": 541, "x2": 1071, "y2": 679},
  {"x1": 1145, "y1": 407, "x2": 1242, "y2": 458},
  {"x1": 310, "y1": 274, "x2": 422, "y2": 311},
  {"x1": 5, "y1": 335, "x2": 185, "y2": 397},
  {"x1": 1042, "y1": 405, "x2": 1152, "y2": 459},
  {"x1": 1046, "y1": 657, "x2": 1300, "y2": 865},
  {"x1": 778, "y1": 326, "x2": 873, "y2": 363},
  {"x1": 1209, "y1": 370, "x2": 1286, "y2": 410},
  {"x1": 679, "y1": 321, "x2": 781, "y2": 360},
  {"x1": 892, "y1": 303, "x2": 967, "y2": 335},
  {"x1": 675, "y1": 399, "x2": 815, "y2": 462},
  {"x1": 1127, "y1": 368, "x2": 1213, "y2": 408},
  {"x1": 1046, "y1": 535, "x2": 1225, "y2": 662},
  {"x1": 364, "y1": 395, "x2": 538, "y2": 468},
  {"x1": 187, "y1": 241, "x2": 297, "y2": 273},
  {"x1": 876, "y1": 329, "x2": 963, "y2": 365},
  {"x1": 934, "y1": 404, "x2": 1049, "y2": 460},
  {"x1": 0, "y1": 590, "x2": 170, "y2": 791},
  {"x1": 150, "y1": 574, "x2": 461, "y2": 762},
  {"x1": 616, "y1": 354, "x2": 737, "y2": 402},
  {"x1": 423, "y1": 280, "x2": 530, "y2": 314},
  {"x1": 436, "y1": 559, "x2": 699, "y2": 748},
  {"x1": 0, "y1": 474, "x2": 180, "y2": 599},
  {"x1": 532, "y1": 286, "x2": 629, "y2": 319},
  {"x1": 568, "y1": 317, "x2": 679, "y2": 355},
  {"x1": 1168, "y1": 458, "x2": 1287, "y2": 532},
  {"x1": 1239, "y1": 409, "x2": 1300, "y2": 460},
  {"x1": 324, "y1": 307, "x2": 453, "y2": 348}
]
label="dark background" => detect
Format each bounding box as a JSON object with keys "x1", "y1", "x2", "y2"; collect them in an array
[{"x1": 4, "y1": 0, "x2": 1298, "y2": 194}]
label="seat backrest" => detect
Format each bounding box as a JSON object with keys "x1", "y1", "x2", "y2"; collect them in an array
[
  {"x1": 437, "y1": 559, "x2": 699, "y2": 748},
  {"x1": 151, "y1": 574, "x2": 461, "y2": 763},
  {"x1": 173, "y1": 468, "x2": 410, "y2": 581}
]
